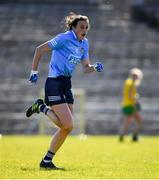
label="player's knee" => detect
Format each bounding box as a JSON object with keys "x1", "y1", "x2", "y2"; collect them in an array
[{"x1": 62, "y1": 121, "x2": 73, "y2": 133}]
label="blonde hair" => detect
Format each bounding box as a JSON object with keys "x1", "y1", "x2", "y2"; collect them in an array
[
  {"x1": 64, "y1": 12, "x2": 90, "y2": 30},
  {"x1": 130, "y1": 68, "x2": 143, "y2": 86}
]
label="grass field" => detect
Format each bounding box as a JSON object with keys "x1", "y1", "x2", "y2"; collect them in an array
[{"x1": 0, "y1": 135, "x2": 159, "y2": 179}]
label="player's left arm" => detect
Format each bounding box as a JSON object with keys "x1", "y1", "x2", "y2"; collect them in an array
[
  {"x1": 81, "y1": 40, "x2": 103, "y2": 73},
  {"x1": 81, "y1": 59, "x2": 95, "y2": 73},
  {"x1": 81, "y1": 59, "x2": 103, "y2": 73}
]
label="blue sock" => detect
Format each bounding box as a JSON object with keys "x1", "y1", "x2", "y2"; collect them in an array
[
  {"x1": 39, "y1": 104, "x2": 49, "y2": 115},
  {"x1": 43, "y1": 150, "x2": 55, "y2": 162}
]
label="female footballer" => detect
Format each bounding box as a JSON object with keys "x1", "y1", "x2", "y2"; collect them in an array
[
  {"x1": 26, "y1": 12, "x2": 103, "y2": 169},
  {"x1": 119, "y1": 68, "x2": 143, "y2": 142}
]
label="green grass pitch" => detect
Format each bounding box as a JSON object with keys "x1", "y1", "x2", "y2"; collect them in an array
[{"x1": 0, "y1": 135, "x2": 159, "y2": 179}]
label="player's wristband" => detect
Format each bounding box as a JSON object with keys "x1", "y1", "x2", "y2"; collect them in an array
[
  {"x1": 92, "y1": 64, "x2": 97, "y2": 71},
  {"x1": 30, "y1": 70, "x2": 38, "y2": 75}
]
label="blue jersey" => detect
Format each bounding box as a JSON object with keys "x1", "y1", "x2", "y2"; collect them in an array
[{"x1": 47, "y1": 30, "x2": 89, "y2": 77}]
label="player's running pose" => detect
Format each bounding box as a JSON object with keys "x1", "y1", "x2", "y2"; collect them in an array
[
  {"x1": 26, "y1": 12, "x2": 103, "y2": 169},
  {"x1": 119, "y1": 68, "x2": 143, "y2": 142}
]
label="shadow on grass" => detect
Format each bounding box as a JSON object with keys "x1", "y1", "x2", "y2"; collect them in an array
[
  {"x1": 21, "y1": 167, "x2": 66, "y2": 171},
  {"x1": 20, "y1": 167, "x2": 36, "y2": 171}
]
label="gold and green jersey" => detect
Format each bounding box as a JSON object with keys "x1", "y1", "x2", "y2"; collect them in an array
[{"x1": 122, "y1": 78, "x2": 137, "y2": 106}]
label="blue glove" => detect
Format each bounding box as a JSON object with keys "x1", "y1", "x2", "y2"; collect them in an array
[
  {"x1": 29, "y1": 70, "x2": 38, "y2": 83},
  {"x1": 93, "y1": 62, "x2": 103, "y2": 72}
]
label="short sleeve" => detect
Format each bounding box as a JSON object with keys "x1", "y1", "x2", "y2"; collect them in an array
[
  {"x1": 47, "y1": 33, "x2": 67, "y2": 50},
  {"x1": 81, "y1": 40, "x2": 89, "y2": 60}
]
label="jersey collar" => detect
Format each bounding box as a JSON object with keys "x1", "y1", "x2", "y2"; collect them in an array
[{"x1": 71, "y1": 30, "x2": 83, "y2": 42}]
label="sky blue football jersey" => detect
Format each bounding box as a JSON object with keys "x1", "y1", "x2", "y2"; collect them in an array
[{"x1": 47, "y1": 30, "x2": 89, "y2": 77}]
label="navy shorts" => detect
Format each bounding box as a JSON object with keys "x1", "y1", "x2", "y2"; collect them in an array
[{"x1": 44, "y1": 76, "x2": 74, "y2": 106}]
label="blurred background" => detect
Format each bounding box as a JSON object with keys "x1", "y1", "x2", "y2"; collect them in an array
[{"x1": 0, "y1": 0, "x2": 159, "y2": 135}]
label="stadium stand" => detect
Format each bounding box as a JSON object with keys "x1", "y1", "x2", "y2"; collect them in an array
[
  {"x1": 0, "y1": 0, "x2": 159, "y2": 134},
  {"x1": 130, "y1": 0, "x2": 159, "y2": 29}
]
